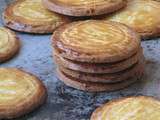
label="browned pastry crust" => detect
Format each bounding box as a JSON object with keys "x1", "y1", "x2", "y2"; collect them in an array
[
  {"x1": 59, "y1": 59, "x2": 144, "y2": 83},
  {"x1": 54, "y1": 48, "x2": 142, "y2": 73},
  {"x1": 91, "y1": 96, "x2": 160, "y2": 120},
  {"x1": 42, "y1": 0, "x2": 127, "y2": 16},
  {"x1": 104, "y1": 0, "x2": 160, "y2": 39},
  {"x1": 0, "y1": 68, "x2": 47, "y2": 119},
  {"x1": 52, "y1": 20, "x2": 141, "y2": 63},
  {"x1": 57, "y1": 67, "x2": 144, "y2": 92},
  {"x1": 3, "y1": 0, "x2": 70, "y2": 34},
  {"x1": 0, "y1": 27, "x2": 20, "y2": 63}
]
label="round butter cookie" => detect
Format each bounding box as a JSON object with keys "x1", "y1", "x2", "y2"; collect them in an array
[
  {"x1": 54, "y1": 48, "x2": 142, "y2": 73},
  {"x1": 3, "y1": 0, "x2": 70, "y2": 34},
  {"x1": 104, "y1": 0, "x2": 160, "y2": 38},
  {"x1": 57, "y1": 68, "x2": 144, "y2": 92},
  {"x1": 0, "y1": 27, "x2": 20, "y2": 63},
  {"x1": 59, "y1": 59, "x2": 144, "y2": 83},
  {"x1": 42, "y1": 0, "x2": 127, "y2": 16},
  {"x1": 91, "y1": 96, "x2": 160, "y2": 120},
  {"x1": 0, "y1": 68, "x2": 47, "y2": 119},
  {"x1": 52, "y1": 20, "x2": 141, "y2": 63}
]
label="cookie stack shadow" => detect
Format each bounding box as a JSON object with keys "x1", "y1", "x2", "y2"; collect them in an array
[{"x1": 52, "y1": 20, "x2": 145, "y2": 92}]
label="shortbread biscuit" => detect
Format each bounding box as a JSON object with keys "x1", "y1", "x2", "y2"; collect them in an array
[
  {"x1": 104, "y1": 0, "x2": 160, "y2": 38},
  {"x1": 91, "y1": 96, "x2": 160, "y2": 120},
  {"x1": 59, "y1": 60, "x2": 144, "y2": 83},
  {"x1": 0, "y1": 68, "x2": 47, "y2": 119},
  {"x1": 42, "y1": 0, "x2": 127, "y2": 16},
  {"x1": 52, "y1": 20, "x2": 140, "y2": 63},
  {"x1": 0, "y1": 27, "x2": 20, "y2": 63},
  {"x1": 57, "y1": 68, "x2": 144, "y2": 92},
  {"x1": 3, "y1": 0, "x2": 70, "y2": 33},
  {"x1": 54, "y1": 49, "x2": 142, "y2": 73}
]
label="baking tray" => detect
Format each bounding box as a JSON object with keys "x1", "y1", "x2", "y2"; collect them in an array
[{"x1": 1, "y1": 0, "x2": 160, "y2": 120}]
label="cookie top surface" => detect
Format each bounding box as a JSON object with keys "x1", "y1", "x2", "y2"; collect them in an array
[
  {"x1": 13, "y1": 0, "x2": 59, "y2": 22},
  {"x1": 0, "y1": 28, "x2": 10, "y2": 53},
  {"x1": 105, "y1": 0, "x2": 160, "y2": 37},
  {"x1": 3, "y1": 0, "x2": 69, "y2": 33},
  {"x1": 52, "y1": 0, "x2": 123, "y2": 6},
  {"x1": 42, "y1": 0, "x2": 126, "y2": 16},
  {"x1": 53, "y1": 20, "x2": 140, "y2": 63},
  {"x1": 91, "y1": 96, "x2": 160, "y2": 120},
  {"x1": 0, "y1": 68, "x2": 47, "y2": 119},
  {"x1": 11, "y1": 0, "x2": 66, "y2": 23},
  {"x1": 0, "y1": 27, "x2": 19, "y2": 62}
]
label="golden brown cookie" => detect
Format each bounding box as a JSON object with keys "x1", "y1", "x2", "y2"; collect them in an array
[
  {"x1": 0, "y1": 68, "x2": 47, "y2": 119},
  {"x1": 104, "y1": 0, "x2": 160, "y2": 39},
  {"x1": 0, "y1": 27, "x2": 20, "y2": 63},
  {"x1": 57, "y1": 68, "x2": 144, "y2": 92},
  {"x1": 3, "y1": 0, "x2": 70, "y2": 34},
  {"x1": 91, "y1": 96, "x2": 160, "y2": 120},
  {"x1": 59, "y1": 59, "x2": 144, "y2": 83},
  {"x1": 42, "y1": 0, "x2": 127, "y2": 16},
  {"x1": 52, "y1": 20, "x2": 141, "y2": 63},
  {"x1": 54, "y1": 48, "x2": 142, "y2": 73}
]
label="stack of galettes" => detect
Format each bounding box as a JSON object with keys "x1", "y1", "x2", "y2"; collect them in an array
[
  {"x1": 3, "y1": 0, "x2": 160, "y2": 92},
  {"x1": 52, "y1": 20, "x2": 144, "y2": 92},
  {"x1": 40, "y1": 0, "x2": 147, "y2": 92},
  {"x1": 41, "y1": 0, "x2": 160, "y2": 92}
]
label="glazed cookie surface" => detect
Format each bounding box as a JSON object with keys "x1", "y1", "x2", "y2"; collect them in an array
[
  {"x1": 104, "y1": 0, "x2": 160, "y2": 38},
  {"x1": 0, "y1": 27, "x2": 20, "y2": 63},
  {"x1": 3, "y1": 0, "x2": 70, "y2": 33},
  {"x1": 0, "y1": 68, "x2": 47, "y2": 119},
  {"x1": 42, "y1": 0, "x2": 127, "y2": 16},
  {"x1": 53, "y1": 20, "x2": 140, "y2": 63},
  {"x1": 91, "y1": 96, "x2": 160, "y2": 120}
]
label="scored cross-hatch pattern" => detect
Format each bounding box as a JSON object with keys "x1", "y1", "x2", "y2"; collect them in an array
[
  {"x1": 61, "y1": 21, "x2": 139, "y2": 55},
  {"x1": 56, "y1": 0, "x2": 114, "y2": 5},
  {"x1": 99, "y1": 98, "x2": 160, "y2": 120},
  {"x1": 13, "y1": 0, "x2": 60, "y2": 21},
  {"x1": 106, "y1": 0, "x2": 160, "y2": 33},
  {"x1": 0, "y1": 28, "x2": 18, "y2": 55},
  {"x1": 0, "y1": 69, "x2": 37, "y2": 107},
  {"x1": 0, "y1": 28, "x2": 9, "y2": 51},
  {"x1": 53, "y1": 0, "x2": 124, "y2": 14}
]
